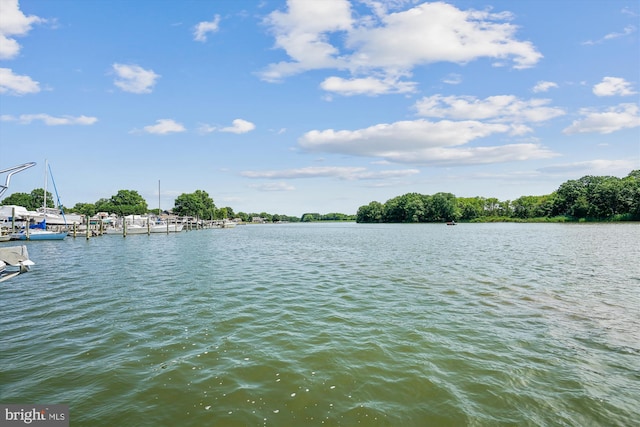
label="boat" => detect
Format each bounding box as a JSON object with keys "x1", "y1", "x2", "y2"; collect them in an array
[
  {"x1": 104, "y1": 215, "x2": 152, "y2": 235},
  {"x1": 150, "y1": 221, "x2": 184, "y2": 233},
  {"x1": 0, "y1": 245, "x2": 35, "y2": 282},
  {"x1": 446, "y1": 221, "x2": 457, "y2": 226},
  {"x1": 150, "y1": 181, "x2": 184, "y2": 233},
  {"x1": 10, "y1": 219, "x2": 68, "y2": 240},
  {"x1": 104, "y1": 224, "x2": 151, "y2": 235},
  {"x1": 9, "y1": 160, "x2": 69, "y2": 240}
]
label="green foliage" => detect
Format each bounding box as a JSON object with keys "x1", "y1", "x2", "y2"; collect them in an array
[
  {"x1": 356, "y1": 170, "x2": 640, "y2": 223},
  {"x1": 69, "y1": 203, "x2": 96, "y2": 217},
  {"x1": 0, "y1": 188, "x2": 55, "y2": 210},
  {"x1": 360, "y1": 192, "x2": 458, "y2": 223},
  {"x1": 356, "y1": 201, "x2": 384, "y2": 223},
  {"x1": 301, "y1": 212, "x2": 355, "y2": 222},
  {"x1": 95, "y1": 189, "x2": 148, "y2": 216},
  {"x1": 301, "y1": 213, "x2": 321, "y2": 222},
  {"x1": 1, "y1": 192, "x2": 33, "y2": 209},
  {"x1": 173, "y1": 190, "x2": 216, "y2": 219}
]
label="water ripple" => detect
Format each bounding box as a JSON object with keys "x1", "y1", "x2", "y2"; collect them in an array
[{"x1": 1, "y1": 223, "x2": 639, "y2": 426}]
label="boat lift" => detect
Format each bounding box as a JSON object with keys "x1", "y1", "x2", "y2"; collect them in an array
[{"x1": 0, "y1": 162, "x2": 36, "y2": 200}]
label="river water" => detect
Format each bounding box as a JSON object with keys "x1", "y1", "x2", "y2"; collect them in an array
[{"x1": 1, "y1": 222, "x2": 639, "y2": 426}]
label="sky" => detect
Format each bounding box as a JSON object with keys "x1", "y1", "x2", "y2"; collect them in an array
[{"x1": 0, "y1": 0, "x2": 639, "y2": 216}]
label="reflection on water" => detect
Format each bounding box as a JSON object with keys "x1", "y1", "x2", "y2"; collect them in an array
[{"x1": 1, "y1": 222, "x2": 639, "y2": 426}]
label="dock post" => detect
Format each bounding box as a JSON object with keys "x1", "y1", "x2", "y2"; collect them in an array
[{"x1": 123, "y1": 220, "x2": 127, "y2": 237}]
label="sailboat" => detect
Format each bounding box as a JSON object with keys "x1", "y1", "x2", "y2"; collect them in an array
[
  {"x1": 150, "y1": 180, "x2": 183, "y2": 233},
  {"x1": 11, "y1": 160, "x2": 67, "y2": 240}
]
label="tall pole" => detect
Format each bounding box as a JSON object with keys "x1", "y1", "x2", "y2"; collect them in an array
[
  {"x1": 43, "y1": 159, "x2": 47, "y2": 211},
  {"x1": 158, "y1": 180, "x2": 161, "y2": 215}
]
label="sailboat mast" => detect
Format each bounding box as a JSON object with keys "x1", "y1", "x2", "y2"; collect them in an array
[
  {"x1": 158, "y1": 180, "x2": 161, "y2": 214},
  {"x1": 43, "y1": 159, "x2": 47, "y2": 210}
]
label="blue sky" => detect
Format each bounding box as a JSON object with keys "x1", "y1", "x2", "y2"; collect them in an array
[{"x1": 1, "y1": 0, "x2": 639, "y2": 216}]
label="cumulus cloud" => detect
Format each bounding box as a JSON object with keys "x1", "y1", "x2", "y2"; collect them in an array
[
  {"x1": 242, "y1": 165, "x2": 419, "y2": 180},
  {"x1": 0, "y1": 0, "x2": 44, "y2": 59},
  {"x1": 1, "y1": 113, "x2": 97, "y2": 125},
  {"x1": 0, "y1": 67, "x2": 39, "y2": 94},
  {"x1": 297, "y1": 119, "x2": 557, "y2": 165},
  {"x1": 563, "y1": 103, "x2": 640, "y2": 134},
  {"x1": 143, "y1": 119, "x2": 185, "y2": 135},
  {"x1": 260, "y1": 0, "x2": 352, "y2": 82},
  {"x1": 194, "y1": 15, "x2": 220, "y2": 42},
  {"x1": 414, "y1": 94, "x2": 566, "y2": 123},
  {"x1": 532, "y1": 81, "x2": 558, "y2": 93},
  {"x1": 112, "y1": 63, "x2": 160, "y2": 94},
  {"x1": 260, "y1": 0, "x2": 541, "y2": 95},
  {"x1": 593, "y1": 77, "x2": 637, "y2": 96},
  {"x1": 221, "y1": 119, "x2": 256, "y2": 134}
]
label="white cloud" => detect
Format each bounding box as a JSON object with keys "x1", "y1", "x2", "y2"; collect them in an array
[
  {"x1": 1, "y1": 113, "x2": 97, "y2": 125},
  {"x1": 112, "y1": 63, "x2": 160, "y2": 94},
  {"x1": 583, "y1": 25, "x2": 636, "y2": 45},
  {"x1": 242, "y1": 165, "x2": 419, "y2": 180},
  {"x1": 442, "y1": 73, "x2": 462, "y2": 85},
  {"x1": 346, "y1": 3, "x2": 541, "y2": 70},
  {"x1": 593, "y1": 77, "x2": 637, "y2": 96},
  {"x1": 194, "y1": 15, "x2": 220, "y2": 42},
  {"x1": 0, "y1": 0, "x2": 44, "y2": 59},
  {"x1": 320, "y1": 75, "x2": 416, "y2": 96},
  {"x1": 414, "y1": 94, "x2": 565, "y2": 123},
  {"x1": 260, "y1": 0, "x2": 353, "y2": 82},
  {"x1": 260, "y1": 1, "x2": 542, "y2": 90},
  {"x1": 538, "y1": 160, "x2": 638, "y2": 175},
  {"x1": 221, "y1": 119, "x2": 256, "y2": 134},
  {"x1": 563, "y1": 103, "x2": 640, "y2": 134},
  {"x1": 298, "y1": 119, "x2": 558, "y2": 165},
  {"x1": 0, "y1": 67, "x2": 39, "y2": 94},
  {"x1": 143, "y1": 119, "x2": 185, "y2": 134},
  {"x1": 196, "y1": 123, "x2": 217, "y2": 134},
  {"x1": 249, "y1": 182, "x2": 296, "y2": 191},
  {"x1": 532, "y1": 81, "x2": 558, "y2": 93}
]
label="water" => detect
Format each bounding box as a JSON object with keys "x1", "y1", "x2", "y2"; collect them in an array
[{"x1": 1, "y1": 222, "x2": 639, "y2": 426}]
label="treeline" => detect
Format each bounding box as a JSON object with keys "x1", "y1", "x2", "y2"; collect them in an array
[
  {"x1": 356, "y1": 170, "x2": 640, "y2": 223},
  {"x1": 300, "y1": 212, "x2": 356, "y2": 222},
  {"x1": 1, "y1": 188, "x2": 301, "y2": 223}
]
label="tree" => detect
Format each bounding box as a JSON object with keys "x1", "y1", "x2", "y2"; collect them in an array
[
  {"x1": 95, "y1": 190, "x2": 148, "y2": 215},
  {"x1": 620, "y1": 170, "x2": 640, "y2": 218},
  {"x1": 430, "y1": 192, "x2": 457, "y2": 221},
  {"x1": 456, "y1": 197, "x2": 484, "y2": 220},
  {"x1": 356, "y1": 201, "x2": 384, "y2": 223},
  {"x1": 1, "y1": 192, "x2": 33, "y2": 209},
  {"x1": 173, "y1": 190, "x2": 216, "y2": 219},
  {"x1": 0, "y1": 189, "x2": 54, "y2": 210},
  {"x1": 301, "y1": 213, "x2": 320, "y2": 222},
  {"x1": 70, "y1": 203, "x2": 96, "y2": 217}
]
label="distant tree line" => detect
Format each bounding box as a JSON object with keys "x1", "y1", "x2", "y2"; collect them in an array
[
  {"x1": 300, "y1": 212, "x2": 356, "y2": 222},
  {"x1": 356, "y1": 170, "x2": 640, "y2": 223},
  {"x1": 1, "y1": 188, "x2": 300, "y2": 222}
]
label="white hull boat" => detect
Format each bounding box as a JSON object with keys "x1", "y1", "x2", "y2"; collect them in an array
[{"x1": 0, "y1": 245, "x2": 35, "y2": 282}]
